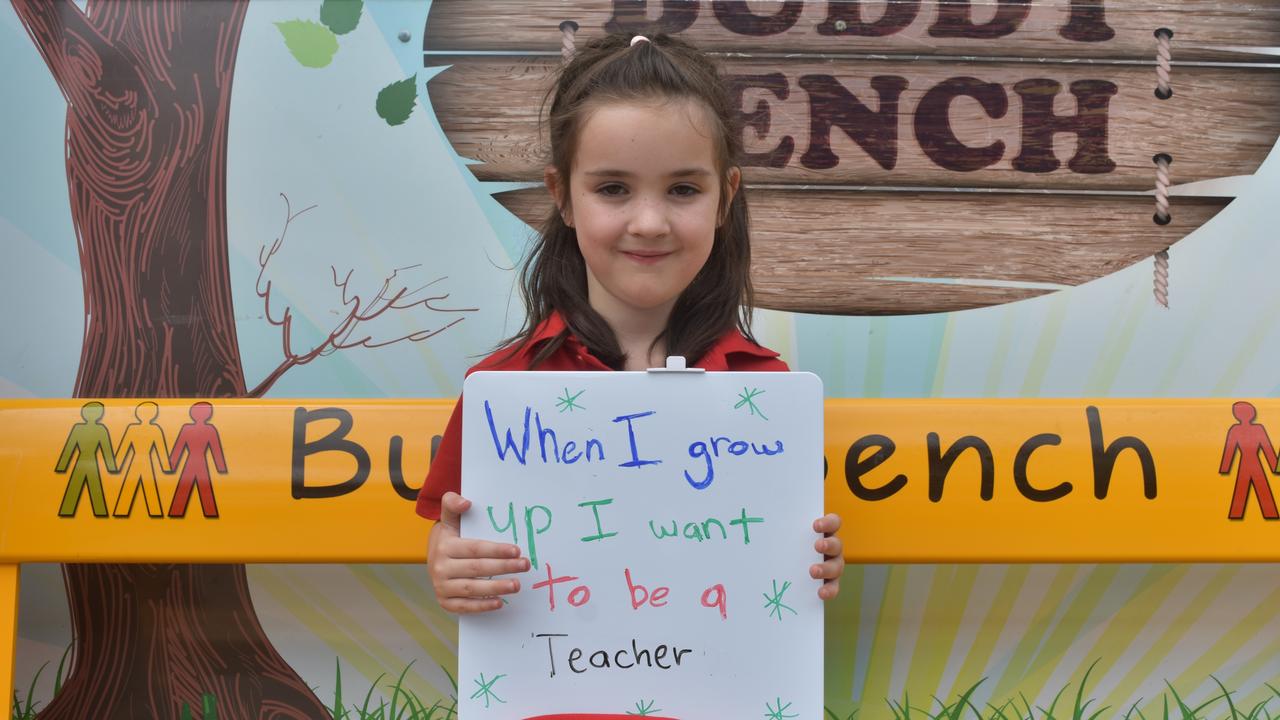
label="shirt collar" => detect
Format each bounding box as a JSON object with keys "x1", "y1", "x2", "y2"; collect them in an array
[
  {"x1": 695, "y1": 323, "x2": 780, "y2": 370},
  {"x1": 525, "y1": 310, "x2": 777, "y2": 368},
  {"x1": 523, "y1": 311, "x2": 573, "y2": 358}
]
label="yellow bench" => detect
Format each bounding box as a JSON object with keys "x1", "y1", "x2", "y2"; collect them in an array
[{"x1": 4, "y1": 397, "x2": 1275, "y2": 715}]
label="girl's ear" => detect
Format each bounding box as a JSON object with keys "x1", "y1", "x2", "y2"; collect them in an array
[
  {"x1": 544, "y1": 166, "x2": 574, "y2": 227},
  {"x1": 719, "y1": 166, "x2": 742, "y2": 227}
]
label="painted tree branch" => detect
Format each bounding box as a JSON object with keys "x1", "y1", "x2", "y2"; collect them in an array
[
  {"x1": 10, "y1": 0, "x2": 131, "y2": 111},
  {"x1": 250, "y1": 193, "x2": 477, "y2": 397}
]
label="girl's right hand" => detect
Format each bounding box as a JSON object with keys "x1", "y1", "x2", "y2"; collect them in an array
[{"x1": 427, "y1": 491, "x2": 530, "y2": 614}]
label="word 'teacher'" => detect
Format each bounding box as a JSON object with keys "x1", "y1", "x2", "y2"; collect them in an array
[{"x1": 459, "y1": 369, "x2": 824, "y2": 718}]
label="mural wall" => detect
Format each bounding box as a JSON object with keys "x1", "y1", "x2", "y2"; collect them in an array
[{"x1": 3, "y1": 0, "x2": 1279, "y2": 717}]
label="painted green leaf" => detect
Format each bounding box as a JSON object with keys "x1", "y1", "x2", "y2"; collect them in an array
[
  {"x1": 320, "y1": 0, "x2": 363, "y2": 35},
  {"x1": 376, "y1": 75, "x2": 418, "y2": 126},
  {"x1": 275, "y1": 20, "x2": 339, "y2": 68}
]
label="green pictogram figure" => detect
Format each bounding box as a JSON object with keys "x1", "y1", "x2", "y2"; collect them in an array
[
  {"x1": 55, "y1": 402, "x2": 118, "y2": 517},
  {"x1": 113, "y1": 401, "x2": 172, "y2": 518}
]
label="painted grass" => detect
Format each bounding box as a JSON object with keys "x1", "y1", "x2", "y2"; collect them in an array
[
  {"x1": 12, "y1": 654, "x2": 1279, "y2": 719},
  {"x1": 10, "y1": 654, "x2": 459, "y2": 720},
  {"x1": 823, "y1": 661, "x2": 1280, "y2": 720}
]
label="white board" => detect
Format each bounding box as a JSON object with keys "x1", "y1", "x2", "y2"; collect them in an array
[{"x1": 459, "y1": 367, "x2": 824, "y2": 718}]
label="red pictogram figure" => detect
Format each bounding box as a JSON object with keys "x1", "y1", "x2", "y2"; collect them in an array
[
  {"x1": 1218, "y1": 401, "x2": 1280, "y2": 520},
  {"x1": 167, "y1": 402, "x2": 227, "y2": 518}
]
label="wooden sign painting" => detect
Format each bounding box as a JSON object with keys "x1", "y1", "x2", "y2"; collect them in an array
[
  {"x1": 425, "y1": 1, "x2": 1280, "y2": 62},
  {"x1": 495, "y1": 187, "x2": 1230, "y2": 314},
  {"x1": 422, "y1": 1, "x2": 1280, "y2": 315},
  {"x1": 427, "y1": 57, "x2": 1280, "y2": 191}
]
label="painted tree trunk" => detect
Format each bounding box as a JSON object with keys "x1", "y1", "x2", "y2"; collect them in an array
[{"x1": 12, "y1": 1, "x2": 330, "y2": 717}]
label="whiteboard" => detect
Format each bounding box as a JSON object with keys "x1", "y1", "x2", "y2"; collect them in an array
[{"x1": 459, "y1": 367, "x2": 824, "y2": 718}]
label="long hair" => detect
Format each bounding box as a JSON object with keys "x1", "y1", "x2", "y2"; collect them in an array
[{"x1": 502, "y1": 32, "x2": 757, "y2": 369}]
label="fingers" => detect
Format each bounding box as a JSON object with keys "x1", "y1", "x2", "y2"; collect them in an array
[
  {"x1": 812, "y1": 512, "x2": 842, "y2": 535},
  {"x1": 439, "y1": 491, "x2": 471, "y2": 529},
  {"x1": 439, "y1": 596, "x2": 506, "y2": 614},
  {"x1": 441, "y1": 556, "x2": 531, "y2": 578},
  {"x1": 814, "y1": 535, "x2": 843, "y2": 558},
  {"x1": 441, "y1": 576, "x2": 523, "y2": 600},
  {"x1": 444, "y1": 538, "x2": 524, "y2": 560},
  {"x1": 811, "y1": 517, "x2": 846, "y2": 601},
  {"x1": 817, "y1": 580, "x2": 841, "y2": 601},
  {"x1": 810, "y1": 556, "x2": 843, "y2": 581}
]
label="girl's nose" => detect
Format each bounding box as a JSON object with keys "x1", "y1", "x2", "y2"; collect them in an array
[{"x1": 627, "y1": 197, "x2": 670, "y2": 239}]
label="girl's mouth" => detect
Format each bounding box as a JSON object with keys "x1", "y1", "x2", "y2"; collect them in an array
[{"x1": 622, "y1": 250, "x2": 671, "y2": 265}]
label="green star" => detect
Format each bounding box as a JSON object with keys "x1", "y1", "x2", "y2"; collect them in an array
[
  {"x1": 735, "y1": 386, "x2": 768, "y2": 420},
  {"x1": 470, "y1": 673, "x2": 507, "y2": 708},
  {"x1": 627, "y1": 698, "x2": 662, "y2": 715},
  {"x1": 556, "y1": 387, "x2": 586, "y2": 412},
  {"x1": 765, "y1": 697, "x2": 798, "y2": 719},
  {"x1": 762, "y1": 579, "x2": 797, "y2": 622}
]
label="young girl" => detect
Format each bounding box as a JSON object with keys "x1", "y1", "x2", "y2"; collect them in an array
[{"x1": 418, "y1": 32, "x2": 844, "y2": 614}]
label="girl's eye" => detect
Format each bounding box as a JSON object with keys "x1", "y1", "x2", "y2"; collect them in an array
[
  {"x1": 670, "y1": 184, "x2": 700, "y2": 197},
  {"x1": 597, "y1": 183, "x2": 627, "y2": 196}
]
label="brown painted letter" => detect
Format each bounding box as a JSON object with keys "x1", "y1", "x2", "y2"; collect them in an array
[
  {"x1": 1060, "y1": 0, "x2": 1115, "y2": 42},
  {"x1": 929, "y1": 0, "x2": 1031, "y2": 39},
  {"x1": 1012, "y1": 79, "x2": 1117, "y2": 174},
  {"x1": 726, "y1": 73, "x2": 795, "y2": 168},
  {"x1": 712, "y1": 0, "x2": 803, "y2": 35},
  {"x1": 799, "y1": 74, "x2": 909, "y2": 171},
  {"x1": 817, "y1": 0, "x2": 921, "y2": 37},
  {"x1": 604, "y1": 0, "x2": 699, "y2": 35},
  {"x1": 914, "y1": 77, "x2": 1008, "y2": 172}
]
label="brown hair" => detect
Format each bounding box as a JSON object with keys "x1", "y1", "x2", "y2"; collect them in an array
[{"x1": 502, "y1": 32, "x2": 757, "y2": 369}]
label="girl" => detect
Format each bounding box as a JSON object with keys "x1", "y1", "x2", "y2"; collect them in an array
[{"x1": 418, "y1": 32, "x2": 845, "y2": 614}]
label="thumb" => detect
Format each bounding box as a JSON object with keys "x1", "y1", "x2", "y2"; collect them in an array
[{"x1": 439, "y1": 491, "x2": 471, "y2": 531}]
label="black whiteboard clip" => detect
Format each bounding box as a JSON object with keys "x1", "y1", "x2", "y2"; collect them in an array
[{"x1": 647, "y1": 355, "x2": 705, "y2": 374}]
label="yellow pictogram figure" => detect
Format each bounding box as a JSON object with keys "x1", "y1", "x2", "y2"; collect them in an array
[
  {"x1": 112, "y1": 401, "x2": 172, "y2": 518},
  {"x1": 54, "y1": 402, "x2": 118, "y2": 517}
]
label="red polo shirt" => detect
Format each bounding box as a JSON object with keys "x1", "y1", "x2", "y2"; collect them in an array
[{"x1": 415, "y1": 312, "x2": 788, "y2": 520}]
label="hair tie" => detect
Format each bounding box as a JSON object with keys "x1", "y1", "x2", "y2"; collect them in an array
[{"x1": 630, "y1": 35, "x2": 650, "y2": 47}]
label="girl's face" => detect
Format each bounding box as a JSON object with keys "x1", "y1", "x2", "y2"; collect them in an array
[{"x1": 550, "y1": 99, "x2": 740, "y2": 323}]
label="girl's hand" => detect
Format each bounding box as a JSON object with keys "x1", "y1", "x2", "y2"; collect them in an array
[
  {"x1": 811, "y1": 513, "x2": 845, "y2": 600},
  {"x1": 427, "y1": 491, "x2": 530, "y2": 613}
]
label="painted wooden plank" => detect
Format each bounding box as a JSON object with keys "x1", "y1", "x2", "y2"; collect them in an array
[
  {"x1": 424, "y1": 0, "x2": 1280, "y2": 62},
  {"x1": 493, "y1": 186, "x2": 1230, "y2": 314},
  {"x1": 427, "y1": 56, "x2": 1280, "y2": 191}
]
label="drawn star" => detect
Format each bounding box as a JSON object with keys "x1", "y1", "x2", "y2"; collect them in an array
[
  {"x1": 556, "y1": 387, "x2": 586, "y2": 413},
  {"x1": 627, "y1": 698, "x2": 662, "y2": 716},
  {"x1": 765, "y1": 697, "x2": 798, "y2": 719},
  {"x1": 469, "y1": 672, "x2": 507, "y2": 708},
  {"x1": 762, "y1": 579, "x2": 797, "y2": 622},
  {"x1": 735, "y1": 386, "x2": 768, "y2": 420}
]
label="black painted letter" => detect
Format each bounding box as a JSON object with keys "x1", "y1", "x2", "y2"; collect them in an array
[
  {"x1": 929, "y1": 0, "x2": 1031, "y2": 39},
  {"x1": 1012, "y1": 79, "x2": 1118, "y2": 174},
  {"x1": 915, "y1": 77, "x2": 1008, "y2": 172},
  {"x1": 1060, "y1": 0, "x2": 1115, "y2": 42},
  {"x1": 712, "y1": 0, "x2": 803, "y2": 35},
  {"x1": 605, "y1": 0, "x2": 698, "y2": 35},
  {"x1": 927, "y1": 433, "x2": 995, "y2": 502},
  {"x1": 1088, "y1": 406, "x2": 1157, "y2": 499},
  {"x1": 846, "y1": 434, "x2": 907, "y2": 501},
  {"x1": 726, "y1": 73, "x2": 795, "y2": 168},
  {"x1": 1014, "y1": 433, "x2": 1071, "y2": 502},
  {"x1": 800, "y1": 74, "x2": 908, "y2": 171},
  {"x1": 291, "y1": 407, "x2": 371, "y2": 499},
  {"x1": 818, "y1": 0, "x2": 921, "y2": 37}
]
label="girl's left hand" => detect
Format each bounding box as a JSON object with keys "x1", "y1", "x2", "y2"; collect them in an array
[{"x1": 811, "y1": 513, "x2": 844, "y2": 600}]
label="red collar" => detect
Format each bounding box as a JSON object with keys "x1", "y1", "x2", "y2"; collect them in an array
[{"x1": 522, "y1": 311, "x2": 778, "y2": 369}]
